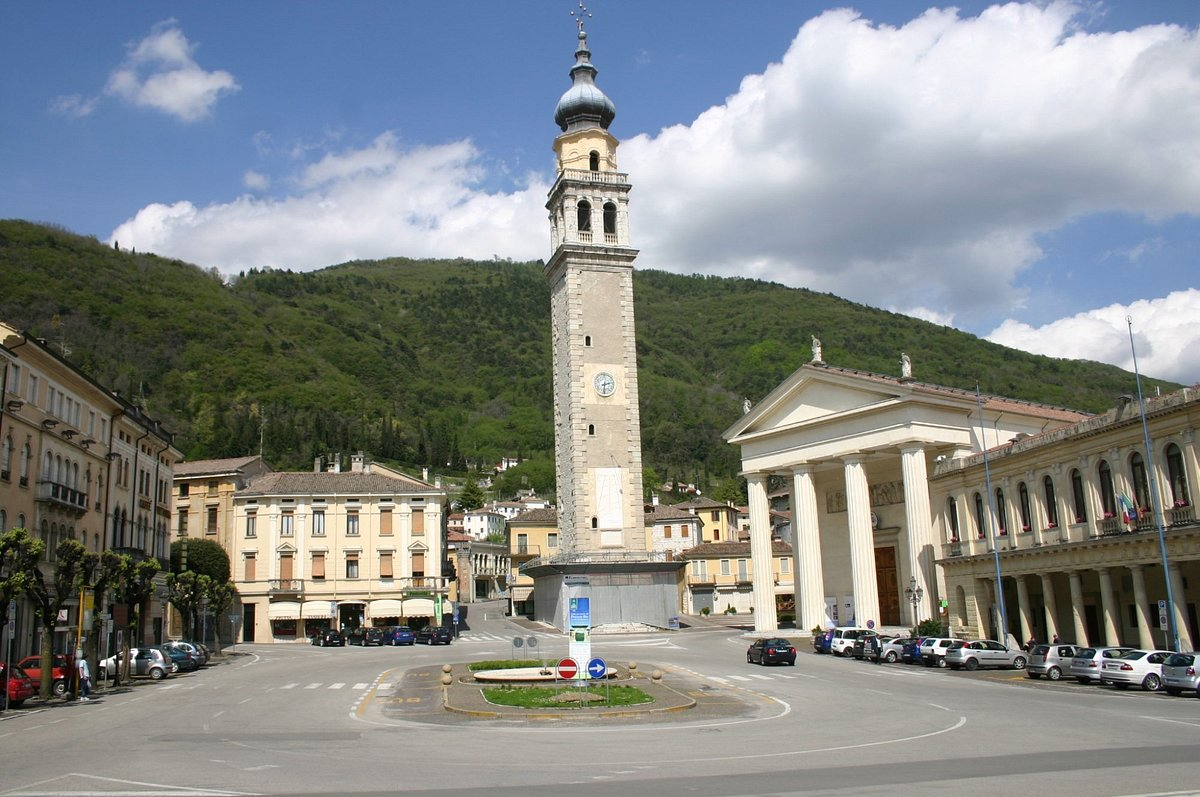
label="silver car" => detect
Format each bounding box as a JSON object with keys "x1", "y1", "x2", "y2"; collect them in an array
[
  {"x1": 1069, "y1": 646, "x2": 1135, "y2": 684},
  {"x1": 944, "y1": 639, "x2": 1028, "y2": 671},
  {"x1": 1101, "y1": 649, "x2": 1173, "y2": 691},
  {"x1": 919, "y1": 637, "x2": 958, "y2": 668},
  {"x1": 1161, "y1": 652, "x2": 1199, "y2": 697},
  {"x1": 1026, "y1": 643, "x2": 1078, "y2": 681}
]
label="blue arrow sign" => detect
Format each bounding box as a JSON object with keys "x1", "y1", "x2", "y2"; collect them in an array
[{"x1": 586, "y1": 657, "x2": 607, "y2": 680}]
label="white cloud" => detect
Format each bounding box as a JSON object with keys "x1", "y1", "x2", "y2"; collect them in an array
[
  {"x1": 49, "y1": 93, "x2": 99, "y2": 118},
  {"x1": 620, "y1": 2, "x2": 1200, "y2": 325},
  {"x1": 987, "y1": 289, "x2": 1200, "y2": 385},
  {"x1": 105, "y1": 21, "x2": 238, "y2": 122},
  {"x1": 242, "y1": 171, "x2": 269, "y2": 191},
  {"x1": 110, "y1": 136, "x2": 549, "y2": 271}
]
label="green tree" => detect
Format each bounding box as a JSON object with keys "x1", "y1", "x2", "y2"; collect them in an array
[
  {"x1": 0, "y1": 528, "x2": 43, "y2": 640},
  {"x1": 457, "y1": 474, "x2": 486, "y2": 511},
  {"x1": 205, "y1": 580, "x2": 237, "y2": 652},
  {"x1": 169, "y1": 538, "x2": 230, "y2": 583},
  {"x1": 26, "y1": 539, "x2": 97, "y2": 699},
  {"x1": 164, "y1": 570, "x2": 210, "y2": 641},
  {"x1": 112, "y1": 558, "x2": 162, "y2": 685}
]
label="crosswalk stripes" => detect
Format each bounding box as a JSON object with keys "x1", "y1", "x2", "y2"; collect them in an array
[{"x1": 279, "y1": 682, "x2": 391, "y2": 691}]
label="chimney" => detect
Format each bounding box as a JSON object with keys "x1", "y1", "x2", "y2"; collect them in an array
[
  {"x1": 422, "y1": 467, "x2": 429, "y2": 482},
  {"x1": 351, "y1": 451, "x2": 365, "y2": 473},
  {"x1": 434, "y1": 475, "x2": 442, "y2": 488},
  {"x1": 314, "y1": 456, "x2": 323, "y2": 473},
  {"x1": 651, "y1": 494, "x2": 659, "y2": 506},
  {"x1": 333, "y1": 453, "x2": 341, "y2": 473}
]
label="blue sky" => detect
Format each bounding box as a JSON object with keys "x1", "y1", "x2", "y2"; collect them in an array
[{"x1": 2, "y1": 1, "x2": 1198, "y2": 385}]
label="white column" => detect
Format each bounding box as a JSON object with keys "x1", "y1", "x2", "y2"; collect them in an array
[
  {"x1": 975, "y1": 577, "x2": 995, "y2": 638},
  {"x1": 1039, "y1": 573, "x2": 1061, "y2": 642},
  {"x1": 791, "y1": 465, "x2": 826, "y2": 632},
  {"x1": 844, "y1": 457, "x2": 880, "y2": 628},
  {"x1": 1016, "y1": 575, "x2": 1034, "y2": 645},
  {"x1": 1129, "y1": 565, "x2": 1154, "y2": 650},
  {"x1": 1097, "y1": 567, "x2": 1120, "y2": 645},
  {"x1": 1168, "y1": 563, "x2": 1194, "y2": 651},
  {"x1": 900, "y1": 446, "x2": 934, "y2": 623},
  {"x1": 1069, "y1": 571, "x2": 1088, "y2": 645},
  {"x1": 746, "y1": 473, "x2": 778, "y2": 633}
]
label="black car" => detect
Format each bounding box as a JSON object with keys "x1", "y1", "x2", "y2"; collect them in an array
[
  {"x1": 346, "y1": 627, "x2": 385, "y2": 646},
  {"x1": 747, "y1": 638, "x2": 796, "y2": 666},
  {"x1": 415, "y1": 626, "x2": 453, "y2": 645},
  {"x1": 312, "y1": 628, "x2": 345, "y2": 647}
]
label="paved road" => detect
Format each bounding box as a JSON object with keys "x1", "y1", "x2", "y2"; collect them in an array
[{"x1": 1, "y1": 603, "x2": 1198, "y2": 796}]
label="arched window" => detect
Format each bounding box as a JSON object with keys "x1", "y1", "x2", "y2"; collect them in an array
[
  {"x1": 591, "y1": 516, "x2": 598, "y2": 529},
  {"x1": 947, "y1": 497, "x2": 960, "y2": 539},
  {"x1": 1043, "y1": 476, "x2": 1059, "y2": 528},
  {"x1": 1129, "y1": 452, "x2": 1150, "y2": 512},
  {"x1": 576, "y1": 199, "x2": 592, "y2": 232},
  {"x1": 587, "y1": 424, "x2": 595, "y2": 436},
  {"x1": 584, "y1": 335, "x2": 592, "y2": 347},
  {"x1": 1, "y1": 434, "x2": 11, "y2": 477},
  {"x1": 1166, "y1": 443, "x2": 1190, "y2": 507},
  {"x1": 42, "y1": 451, "x2": 53, "y2": 479},
  {"x1": 995, "y1": 488, "x2": 1008, "y2": 535},
  {"x1": 603, "y1": 202, "x2": 617, "y2": 236},
  {"x1": 0, "y1": 509, "x2": 5, "y2": 532},
  {"x1": 1097, "y1": 460, "x2": 1116, "y2": 517},
  {"x1": 20, "y1": 442, "x2": 31, "y2": 482},
  {"x1": 1018, "y1": 482, "x2": 1032, "y2": 531},
  {"x1": 973, "y1": 492, "x2": 986, "y2": 539},
  {"x1": 1071, "y1": 469, "x2": 1087, "y2": 523},
  {"x1": 589, "y1": 150, "x2": 599, "y2": 171}
]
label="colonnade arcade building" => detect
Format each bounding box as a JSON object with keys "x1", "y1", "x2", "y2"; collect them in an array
[{"x1": 725, "y1": 355, "x2": 1200, "y2": 654}]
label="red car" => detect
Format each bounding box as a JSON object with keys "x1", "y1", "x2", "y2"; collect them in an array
[
  {"x1": 1, "y1": 662, "x2": 37, "y2": 709},
  {"x1": 16, "y1": 654, "x2": 73, "y2": 696}
]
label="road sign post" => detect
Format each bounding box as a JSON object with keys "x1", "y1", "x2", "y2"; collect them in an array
[{"x1": 556, "y1": 657, "x2": 578, "y2": 681}]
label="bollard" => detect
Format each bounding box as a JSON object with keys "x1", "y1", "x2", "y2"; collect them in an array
[
  {"x1": 651, "y1": 670, "x2": 662, "y2": 682},
  {"x1": 440, "y1": 673, "x2": 453, "y2": 686}
]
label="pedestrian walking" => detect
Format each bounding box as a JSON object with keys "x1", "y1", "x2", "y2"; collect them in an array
[
  {"x1": 871, "y1": 634, "x2": 882, "y2": 664},
  {"x1": 1051, "y1": 634, "x2": 1060, "y2": 644},
  {"x1": 77, "y1": 656, "x2": 91, "y2": 701}
]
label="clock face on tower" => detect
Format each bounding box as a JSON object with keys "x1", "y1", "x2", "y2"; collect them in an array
[{"x1": 593, "y1": 371, "x2": 616, "y2": 397}]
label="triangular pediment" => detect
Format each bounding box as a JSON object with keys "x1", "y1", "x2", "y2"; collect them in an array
[
  {"x1": 729, "y1": 366, "x2": 904, "y2": 440},
  {"x1": 407, "y1": 541, "x2": 429, "y2": 552}
]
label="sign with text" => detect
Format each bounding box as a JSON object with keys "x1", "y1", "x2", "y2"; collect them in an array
[{"x1": 569, "y1": 597, "x2": 591, "y2": 628}]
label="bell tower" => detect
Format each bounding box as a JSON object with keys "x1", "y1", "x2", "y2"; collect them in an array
[{"x1": 544, "y1": 12, "x2": 645, "y2": 557}]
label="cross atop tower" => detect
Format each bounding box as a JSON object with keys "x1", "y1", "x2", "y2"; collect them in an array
[{"x1": 571, "y1": 2, "x2": 592, "y2": 32}]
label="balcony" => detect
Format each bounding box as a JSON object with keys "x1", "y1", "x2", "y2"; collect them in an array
[
  {"x1": 945, "y1": 541, "x2": 964, "y2": 558},
  {"x1": 1097, "y1": 517, "x2": 1124, "y2": 537},
  {"x1": 35, "y1": 479, "x2": 88, "y2": 516},
  {"x1": 395, "y1": 576, "x2": 451, "y2": 595},
  {"x1": 686, "y1": 574, "x2": 716, "y2": 587},
  {"x1": 512, "y1": 543, "x2": 541, "y2": 562},
  {"x1": 1167, "y1": 504, "x2": 1195, "y2": 527},
  {"x1": 268, "y1": 579, "x2": 304, "y2": 597}
]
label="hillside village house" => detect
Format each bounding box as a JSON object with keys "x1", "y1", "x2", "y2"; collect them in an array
[
  {"x1": 644, "y1": 501, "x2": 702, "y2": 558},
  {"x1": 2, "y1": 323, "x2": 180, "y2": 659},
  {"x1": 930, "y1": 386, "x2": 1199, "y2": 650},
  {"x1": 462, "y1": 507, "x2": 506, "y2": 541},
  {"x1": 725, "y1": 358, "x2": 1091, "y2": 634},
  {"x1": 172, "y1": 452, "x2": 450, "y2": 643}
]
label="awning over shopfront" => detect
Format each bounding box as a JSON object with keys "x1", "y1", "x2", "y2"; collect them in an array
[
  {"x1": 509, "y1": 586, "x2": 534, "y2": 602},
  {"x1": 369, "y1": 599, "x2": 404, "y2": 618},
  {"x1": 301, "y1": 600, "x2": 335, "y2": 619},
  {"x1": 402, "y1": 597, "x2": 449, "y2": 618},
  {"x1": 267, "y1": 602, "x2": 301, "y2": 620}
]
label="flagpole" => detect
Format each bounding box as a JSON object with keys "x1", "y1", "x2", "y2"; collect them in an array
[
  {"x1": 1127, "y1": 316, "x2": 1180, "y2": 652},
  {"x1": 976, "y1": 385, "x2": 1010, "y2": 646}
]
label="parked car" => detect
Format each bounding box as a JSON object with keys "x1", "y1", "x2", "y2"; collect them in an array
[
  {"x1": 384, "y1": 626, "x2": 415, "y2": 646},
  {"x1": 1069, "y1": 646, "x2": 1135, "y2": 684},
  {"x1": 346, "y1": 627, "x2": 385, "y2": 646},
  {"x1": 312, "y1": 628, "x2": 345, "y2": 647},
  {"x1": 101, "y1": 648, "x2": 173, "y2": 680},
  {"x1": 879, "y1": 637, "x2": 913, "y2": 664},
  {"x1": 1161, "y1": 652, "x2": 1199, "y2": 697},
  {"x1": 15, "y1": 654, "x2": 73, "y2": 696},
  {"x1": 164, "y1": 641, "x2": 209, "y2": 666},
  {"x1": 1101, "y1": 649, "x2": 1173, "y2": 691},
  {"x1": 1026, "y1": 643, "x2": 1077, "y2": 680},
  {"x1": 160, "y1": 646, "x2": 200, "y2": 673},
  {"x1": 813, "y1": 629, "x2": 834, "y2": 654},
  {"x1": 415, "y1": 626, "x2": 453, "y2": 645},
  {"x1": 1, "y1": 662, "x2": 37, "y2": 709},
  {"x1": 747, "y1": 638, "x2": 797, "y2": 666},
  {"x1": 828, "y1": 628, "x2": 872, "y2": 657},
  {"x1": 919, "y1": 637, "x2": 959, "y2": 668},
  {"x1": 944, "y1": 639, "x2": 1028, "y2": 671},
  {"x1": 902, "y1": 637, "x2": 926, "y2": 664},
  {"x1": 850, "y1": 632, "x2": 886, "y2": 661}
]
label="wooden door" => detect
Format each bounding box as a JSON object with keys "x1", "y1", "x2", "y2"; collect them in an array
[{"x1": 875, "y1": 546, "x2": 901, "y2": 626}]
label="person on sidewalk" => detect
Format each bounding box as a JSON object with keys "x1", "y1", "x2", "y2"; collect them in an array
[{"x1": 77, "y1": 656, "x2": 92, "y2": 701}]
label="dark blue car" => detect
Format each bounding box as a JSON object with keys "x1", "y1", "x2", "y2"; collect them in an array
[
  {"x1": 813, "y1": 629, "x2": 834, "y2": 654},
  {"x1": 384, "y1": 626, "x2": 415, "y2": 646},
  {"x1": 902, "y1": 637, "x2": 925, "y2": 664}
]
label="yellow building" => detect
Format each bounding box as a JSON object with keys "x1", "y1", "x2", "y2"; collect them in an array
[
  {"x1": 931, "y1": 386, "x2": 1199, "y2": 650},
  {"x1": 2, "y1": 323, "x2": 180, "y2": 657},
  {"x1": 677, "y1": 540, "x2": 794, "y2": 616},
  {"x1": 671, "y1": 496, "x2": 740, "y2": 543}
]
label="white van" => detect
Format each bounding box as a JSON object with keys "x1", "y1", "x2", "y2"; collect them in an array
[{"x1": 828, "y1": 627, "x2": 873, "y2": 657}]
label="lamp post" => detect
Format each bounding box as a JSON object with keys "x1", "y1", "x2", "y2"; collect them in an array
[{"x1": 905, "y1": 577, "x2": 924, "y2": 630}]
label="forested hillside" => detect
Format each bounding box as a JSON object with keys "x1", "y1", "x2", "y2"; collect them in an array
[{"x1": 0, "y1": 220, "x2": 1175, "y2": 497}]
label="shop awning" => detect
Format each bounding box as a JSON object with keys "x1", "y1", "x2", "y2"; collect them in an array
[
  {"x1": 301, "y1": 600, "x2": 335, "y2": 619},
  {"x1": 508, "y1": 586, "x2": 534, "y2": 602},
  {"x1": 267, "y1": 602, "x2": 301, "y2": 620},
  {"x1": 369, "y1": 599, "x2": 404, "y2": 618},
  {"x1": 402, "y1": 597, "x2": 449, "y2": 618}
]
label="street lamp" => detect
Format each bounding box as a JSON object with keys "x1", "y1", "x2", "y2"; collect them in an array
[{"x1": 905, "y1": 576, "x2": 924, "y2": 630}]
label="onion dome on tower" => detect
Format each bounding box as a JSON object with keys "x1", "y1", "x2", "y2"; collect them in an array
[{"x1": 554, "y1": 22, "x2": 616, "y2": 133}]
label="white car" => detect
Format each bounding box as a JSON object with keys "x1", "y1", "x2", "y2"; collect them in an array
[
  {"x1": 919, "y1": 637, "x2": 958, "y2": 668},
  {"x1": 878, "y1": 637, "x2": 913, "y2": 664},
  {"x1": 1101, "y1": 649, "x2": 1174, "y2": 691},
  {"x1": 828, "y1": 628, "x2": 873, "y2": 657},
  {"x1": 1070, "y1": 646, "x2": 1135, "y2": 684}
]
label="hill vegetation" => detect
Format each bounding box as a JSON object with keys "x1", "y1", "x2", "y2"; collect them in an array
[{"x1": 0, "y1": 220, "x2": 1176, "y2": 499}]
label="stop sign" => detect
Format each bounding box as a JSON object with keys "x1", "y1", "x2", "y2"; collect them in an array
[{"x1": 556, "y1": 657, "x2": 578, "y2": 679}]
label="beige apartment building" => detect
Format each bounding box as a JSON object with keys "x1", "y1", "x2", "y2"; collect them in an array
[
  {"x1": 507, "y1": 507, "x2": 558, "y2": 616},
  {"x1": 677, "y1": 540, "x2": 795, "y2": 616},
  {"x1": 931, "y1": 386, "x2": 1199, "y2": 650},
  {"x1": 2, "y1": 323, "x2": 180, "y2": 657}
]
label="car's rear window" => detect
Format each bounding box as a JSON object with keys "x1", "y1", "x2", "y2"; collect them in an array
[
  {"x1": 1166, "y1": 653, "x2": 1195, "y2": 667},
  {"x1": 1074, "y1": 648, "x2": 1097, "y2": 658},
  {"x1": 1032, "y1": 645, "x2": 1050, "y2": 655}
]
